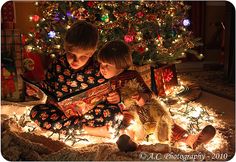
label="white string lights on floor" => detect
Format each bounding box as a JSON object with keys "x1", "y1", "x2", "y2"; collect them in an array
[{"x1": 4, "y1": 81, "x2": 232, "y2": 154}]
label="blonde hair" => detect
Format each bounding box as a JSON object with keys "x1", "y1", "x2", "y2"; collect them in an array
[{"x1": 98, "y1": 40, "x2": 133, "y2": 69}]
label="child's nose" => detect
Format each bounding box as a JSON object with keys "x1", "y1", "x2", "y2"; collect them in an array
[{"x1": 73, "y1": 57, "x2": 78, "y2": 62}]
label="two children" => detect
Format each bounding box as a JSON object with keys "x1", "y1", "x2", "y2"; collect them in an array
[
  {"x1": 26, "y1": 20, "x2": 216, "y2": 150},
  {"x1": 28, "y1": 21, "x2": 121, "y2": 137}
]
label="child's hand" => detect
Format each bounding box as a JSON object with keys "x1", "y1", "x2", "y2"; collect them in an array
[
  {"x1": 107, "y1": 91, "x2": 120, "y2": 104},
  {"x1": 131, "y1": 93, "x2": 149, "y2": 107}
]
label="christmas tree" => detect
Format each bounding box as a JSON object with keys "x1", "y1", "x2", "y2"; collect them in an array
[{"x1": 25, "y1": 1, "x2": 203, "y2": 66}]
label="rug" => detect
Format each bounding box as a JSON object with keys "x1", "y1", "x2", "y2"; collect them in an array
[
  {"x1": 0, "y1": 117, "x2": 218, "y2": 161},
  {"x1": 177, "y1": 70, "x2": 235, "y2": 101},
  {"x1": 1, "y1": 99, "x2": 234, "y2": 161}
]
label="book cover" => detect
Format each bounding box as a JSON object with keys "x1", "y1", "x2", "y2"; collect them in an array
[{"x1": 21, "y1": 75, "x2": 112, "y2": 118}]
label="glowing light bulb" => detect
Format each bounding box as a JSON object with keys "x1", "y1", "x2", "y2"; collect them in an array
[
  {"x1": 48, "y1": 31, "x2": 56, "y2": 38},
  {"x1": 183, "y1": 19, "x2": 191, "y2": 26}
]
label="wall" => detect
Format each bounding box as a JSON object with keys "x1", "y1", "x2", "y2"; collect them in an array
[
  {"x1": 204, "y1": 1, "x2": 226, "y2": 62},
  {"x1": 14, "y1": 1, "x2": 36, "y2": 34}
]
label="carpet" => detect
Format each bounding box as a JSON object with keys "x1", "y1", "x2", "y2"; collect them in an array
[
  {"x1": 0, "y1": 117, "x2": 219, "y2": 161},
  {"x1": 177, "y1": 70, "x2": 235, "y2": 101},
  {"x1": 1, "y1": 99, "x2": 234, "y2": 161}
]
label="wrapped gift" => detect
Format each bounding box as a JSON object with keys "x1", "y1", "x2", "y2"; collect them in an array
[
  {"x1": 1, "y1": 29, "x2": 24, "y2": 101},
  {"x1": 1, "y1": 1, "x2": 15, "y2": 29},
  {"x1": 152, "y1": 64, "x2": 178, "y2": 96},
  {"x1": 151, "y1": 66, "x2": 165, "y2": 96},
  {"x1": 130, "y1": 64, "x2": 178, "y2": 97},
  {"x1": 22, "y1": 51, "x2": 45, "y2": 82}
]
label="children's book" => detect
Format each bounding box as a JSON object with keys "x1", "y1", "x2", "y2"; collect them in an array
[{"x1": 21, "y1": 75, "x2": 112, "y2": 117}]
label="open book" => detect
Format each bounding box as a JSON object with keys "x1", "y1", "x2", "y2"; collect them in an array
[{"x1": 21, "y1": 75, "x2": 112, "y2": 118}]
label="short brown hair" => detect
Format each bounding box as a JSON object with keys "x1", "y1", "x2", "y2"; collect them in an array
[
  {"x1": 64, "y1": 20, "x2": 98, "y2": 51},
  {"x1": 98, "y1": 40, "x2": 133, "y2": 69}
]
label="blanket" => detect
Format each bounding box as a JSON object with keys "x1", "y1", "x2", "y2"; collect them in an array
[
  {"x1": 1, "y1": 100, "x2": 233, "y2": 161},
  {"x1": 2, "y1": 116, "x2": 215, "y2": 161}
]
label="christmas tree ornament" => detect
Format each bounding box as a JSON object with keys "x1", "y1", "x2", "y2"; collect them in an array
[
  {"x1": 54, "y1": 15, "x2": 60, "y2": 21},
  {"x1": 137, "y1": 45, "x2": 145, "y2": 54},
  {"x1": 101, "y1": 13, "x2": 109, "y2": 22},
  {"x1": 23, "y1": 58, "x2": 35, "y2": 71},
  {"x1": 124, "y1": 34, "x2": 134, "y2": 43},
  {"x1": 87, "y1": 1, "x2": 94, "y2": 7},
  {"x1": 25, "y1": 45, "x2": 33, "y2": 52},
  {"x1": 32, "y1": 15, "x2": 40, "y2": 22},
  {"x1": 25, "y1": 1, "x2": 203, "y2": 65},
  {"x1": 136, "y1": 11, "x2": 144, "y2": 18}
]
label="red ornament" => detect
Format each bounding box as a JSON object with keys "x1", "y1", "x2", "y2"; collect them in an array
[
  {"x1": 136, "y1": 11, "x2": 144, "y2": 18},
  {"x1": 124, "y1": 34, "x2": 134, "y2": 43},
  {"x1": 87, "y1": 1, "x2": 94, "y2": 7},
  {"x1": 137, "y1": 46, "x2": 145, "y2": 54},
  {"x1": 163, "y1": 68, "x2": 173, "y2": 82},
  {"x1": 32, "y1": 15, "x2": 40, "y2": 22},
  {"x1": 75, "y1": 8, "x2": 89, "y2": 20}
]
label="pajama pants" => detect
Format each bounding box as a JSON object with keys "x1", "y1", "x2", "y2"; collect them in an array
[{"x1": 29, "y1": 101, "x2": 122, "y2": 135}]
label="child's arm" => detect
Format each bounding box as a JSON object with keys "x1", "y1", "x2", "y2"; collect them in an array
[{"x1": 107, "y1": 91, "x2": 121, "y2": 104}]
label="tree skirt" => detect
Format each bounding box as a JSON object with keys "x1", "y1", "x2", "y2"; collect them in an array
[{"x1": 1, "y1": 100, "x2": 234, "y2": 161}]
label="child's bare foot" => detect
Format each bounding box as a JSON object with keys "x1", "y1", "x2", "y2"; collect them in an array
[{"x1": 184, "y1": 125, "x2": 216, "y2": 149}]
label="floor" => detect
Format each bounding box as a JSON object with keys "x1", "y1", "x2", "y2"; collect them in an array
[
  {"x1": 1, "y1": 61, "x2": 235, "y2": 160},
  {"x1": 176, "y1": 61, "x2": 235, "y2": 124},
  {"x1": 177, "y1": 61, "x2": 235, "y2": 156},
  {"x1": 196, "y1": 91, "x2": 235, "y2": 126}
]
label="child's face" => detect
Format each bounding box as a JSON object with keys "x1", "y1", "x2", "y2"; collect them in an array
[
  {"x1": 100, "y1": 62, "x2": 124, "y2": 79},
  {"x1": 66, "y1": 48, "x2": 95, "y2": 70}
]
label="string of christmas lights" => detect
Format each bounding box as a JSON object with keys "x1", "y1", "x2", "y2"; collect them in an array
[
  {"x1": 25, "y1": 1, "x2": 203, "y2": 65},
  {"x1": 8, "y1": 84, "x2": 231, "y2": 154}
]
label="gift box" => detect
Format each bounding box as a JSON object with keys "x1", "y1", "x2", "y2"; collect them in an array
[
  {"x1": 1, "y1": 29, "x2": 24, "y2": 101},
  {"x1": 1, "y1": 1, "x2": 15, "y2": 29},
  {"x1": 152, "y1": 64, "x2": 178, "y2": 96},
  {"x1": 22, "y1": 51, "x2": 45, "y2": 82},
  {"x1": 130, "y1": 64, "x2": 178, "y2": 97}
]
